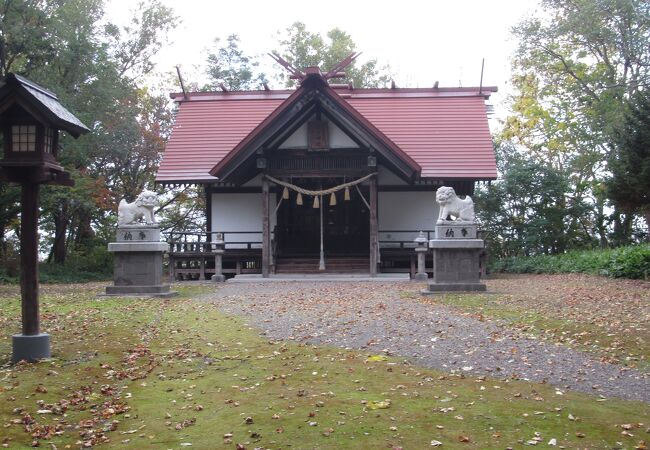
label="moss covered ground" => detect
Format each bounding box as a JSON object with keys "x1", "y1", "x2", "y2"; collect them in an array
[{"x1": 0, "y1": 282, "x2": 648, "y2": 449}]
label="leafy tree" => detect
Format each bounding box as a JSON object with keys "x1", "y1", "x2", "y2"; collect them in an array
[
  {"x1": 475, "y1": 141, "x2": 591, "y2": 258},
  {"x1": 0, "y1": 0, "x2": 177, "y2": 264},
  {"x1": 0, "y1": 0, "x2": 53, "y2": 75},
  {"x1": 105, "y1": 1, "x2": 176, "y2": 79},
  {"x1": 607, "y1": 90, "x2": 650, "y2": 240},
  {"x1": 504, "y1": 0, "x2": 650, "y2": 246},
  {"x1": 204, "y1": 34, "x2": 265, "y2": 91},
  {"x1": 274, "y1": 22, "x2": 390, "y2": 88},
  {"x1": 0, "y1": 181, "x2": 19, "y2": 265},
  {"x1": 156, "y1": 186, "x2": 206, "y2": 236}
]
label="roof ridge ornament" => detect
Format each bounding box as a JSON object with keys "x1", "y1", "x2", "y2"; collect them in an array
[
  {"x1": 268, "y1": 52, "x2": 306, "y2": 82},
  {"x1": 268, "y1": 52, "x2": 362, "y2": 85},
  {"x1": 322, "y1": 52, "x2": 361, "y2": 80}
]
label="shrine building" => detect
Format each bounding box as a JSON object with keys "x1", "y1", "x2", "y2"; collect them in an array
[{"x1": 156, "y1": 58, "x2": 497, "y2": 279}]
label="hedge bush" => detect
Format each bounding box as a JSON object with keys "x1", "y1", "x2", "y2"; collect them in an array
[
  {"x1": 0, "y1": 246, "x2": 113, "y2": 284},
  {"x1": 491, "y1": 244, "x2": 650, "y2": 280}
]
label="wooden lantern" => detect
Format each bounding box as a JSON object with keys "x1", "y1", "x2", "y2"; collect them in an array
[
  {"x1": 0, "y1": 74, "x2": 88, "y2": 185},
  {"x1": 0, "y1": 73, "x2": 89, "y2": 362}
]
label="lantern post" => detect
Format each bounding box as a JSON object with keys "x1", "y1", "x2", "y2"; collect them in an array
[
  {"x1": 0, "y1": 74, "x2": 89, "y2": 362},
  {"x1": 413, "y1": 231, "x2": 429, "y2": 281}
]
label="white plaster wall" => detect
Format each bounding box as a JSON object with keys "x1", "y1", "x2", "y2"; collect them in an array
[
  {"x1": 328, "y1": 122, "x2": 358, "y2": 148},
  {"x1": 377, "y1": 164, "x2": 408, "y2": 185},
  {"x1": 211, "y1": 193, "x2": 276, "y2": 249},
  {"x1": 378, "y1": 191, "x2": 438, "y2": 246},
  {"x1": 278, "y1": 120, "x2": 359, "y2": 149},
  {"x1": 279, "y1": 123, "x2": 307, "y2": 149}
]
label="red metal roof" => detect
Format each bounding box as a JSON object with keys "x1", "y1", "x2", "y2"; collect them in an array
[
  {"x1": 349, "y1": 96, "x2": 496, "y2": 179},
  {"x1": 156, "y1": 86, "x2": 497, "y2": 183}
]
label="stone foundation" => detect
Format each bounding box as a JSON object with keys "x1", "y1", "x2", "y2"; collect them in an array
[
  {"x1": 104, "y1": 226, "x2": 176, "y2": 297},
  {"x1": 422, "y1": 234, "x2": 486, "y2": 293}
]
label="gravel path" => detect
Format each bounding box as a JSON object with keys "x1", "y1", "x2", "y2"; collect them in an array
[{"x1": 197, "y1": 281, "x2": 649, "y2": 403}]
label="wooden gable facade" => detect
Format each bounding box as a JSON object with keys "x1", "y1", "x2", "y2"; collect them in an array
[{"x1": 157, "y1": 67, "x2": 497, "y2": 279}]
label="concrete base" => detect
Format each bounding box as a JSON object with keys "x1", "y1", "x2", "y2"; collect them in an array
[
  {"x1": 211, "y1": 274, "x2": 226, "y2": 282},
  {"x1": 413, "y1": 272, "x2": 429, "y2": 281},
  {"x1": 106, "y1": 225, "x2": 173, "y2": 297},
  {"x1": 421, "y1": 282, "x2": 486, "y2": 294},
  {"x1": 104, "y1": 284, "x2": 177, "y2": 297},
  {"x1": 424, "y1": 237, "x2": 486, "y2": 293},
  {"x1": 230, "y1": 273, "x2": 410, "y2": 283},
  {"x1": 12, "y1": 333, "x2": 51, "y2": 363}
]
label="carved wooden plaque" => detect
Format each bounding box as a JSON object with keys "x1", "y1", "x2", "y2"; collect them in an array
[{"x1": 307, "y1": 120, "x2": 329, "y2": 151}]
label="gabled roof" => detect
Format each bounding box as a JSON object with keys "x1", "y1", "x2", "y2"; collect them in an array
[
  {"x1": 156, "y1": 79, "x2": 497, "y2": 184},
  {"x1": 0, "y1": 73, "x2": 89, "y2": 137},
  {"x1": 210, "y1": 73, "x2": 421, "y2": 182}
]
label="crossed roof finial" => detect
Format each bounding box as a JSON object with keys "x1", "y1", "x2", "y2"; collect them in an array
[{"x1": 268, "y1": 52, "x2": 362, "y2": 83}]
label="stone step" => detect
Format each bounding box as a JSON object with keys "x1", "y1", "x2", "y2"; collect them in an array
[{"x1": 275, "y1": 257, "x2": 369, "y2": 274}]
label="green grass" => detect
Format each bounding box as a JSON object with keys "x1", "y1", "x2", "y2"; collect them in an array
[
  {"x1": 0, "y1": 283, "x2": 648, "y2": 449},
  {"x1": 491, "y1": 244, "x2": 650, "y2": 279}
]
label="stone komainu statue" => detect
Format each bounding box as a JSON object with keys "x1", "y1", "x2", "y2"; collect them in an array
[
  {"x1": 436, "y1": 186, "x2": 475, "y2": 223},
  {"x1": 117, "y1": 189, "x2": 157, "y2": 226}
]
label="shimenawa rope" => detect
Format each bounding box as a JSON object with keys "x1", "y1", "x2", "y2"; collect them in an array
[{"x1": 264, "y1": 173, "x2": 376, "y2": 196}]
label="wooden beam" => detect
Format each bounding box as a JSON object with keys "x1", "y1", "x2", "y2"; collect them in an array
[
  {"x1": 21, "y1": 182, "x2": 40, "y2": 335},
  {"x1": 369, "y1": 176, "x2": 378, "y2": 277},
  {"x1": 262, "y1": 177, "x2": 270, "y2": 278}
]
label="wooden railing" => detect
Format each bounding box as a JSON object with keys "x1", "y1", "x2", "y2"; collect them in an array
[
  {"x1": 378, "y1": 230, "x2": 435, "y2": 276},
  {"x1": 378, "y1": 230, "x2": 435, "y2": 249},
  {"x1": 167, "y1": 231, "x2": 264, "y2": 252},
  {"x1": 166, "y1": 229, "x2": 442, "y2": 280},
  {"x1": 166, "y1": 231, "x2": 266, "y2": 281}
]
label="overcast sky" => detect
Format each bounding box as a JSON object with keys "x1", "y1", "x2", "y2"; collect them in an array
[{"x1": 105, "y1": 0, "x2": 541, "y2": 123}]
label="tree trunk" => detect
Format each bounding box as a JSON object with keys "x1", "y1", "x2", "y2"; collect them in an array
[
  {"x1": 52, "y1": 202, "x2": 69, "y2": 264},
  {"x1": 611, "y1": 208, "x2": 633, "y2": 247},
  {"x1": 74, "y1": 210, "x2": 95, "y2": 249},
  {"x1": 595, "y1": 197, "x2": 608, "y2": 248},
  {"x1": 644, "y1": 210, "x2": 650, "y2": 243}
]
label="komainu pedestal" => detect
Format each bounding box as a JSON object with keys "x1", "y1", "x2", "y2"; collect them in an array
[
  {"x1": 425, "y1": 236, "x2": 486, "y2": 292},
  {"x1": 105, "y1": 225, "x2": 176, "y2": 297},
  {"x1": 423, "y1": 186, "x2": 486, "y2": 293}
]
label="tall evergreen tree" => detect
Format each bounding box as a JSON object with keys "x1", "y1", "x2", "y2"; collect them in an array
[{"x1": 607, "y1": 91, "x2": 650, "y2": 240}]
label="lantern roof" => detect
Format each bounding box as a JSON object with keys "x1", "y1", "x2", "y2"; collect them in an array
[{"x1": 0, "y1": 73, "x2": 90, "y2": 137}]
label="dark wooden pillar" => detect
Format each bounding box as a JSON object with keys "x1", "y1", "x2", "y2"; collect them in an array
[
  {"x1": 369, "y1": 176, "x2": 378, "y2": 277},
  {"x1": 262, "y1": 178, "x2": 270, "y2": 278},
  {"x1": 21, "y1": 183, "x2": 40, "y2": 335},
  {"x1": 205, "y1": 185, "x2": 212, "y2": 241}
]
